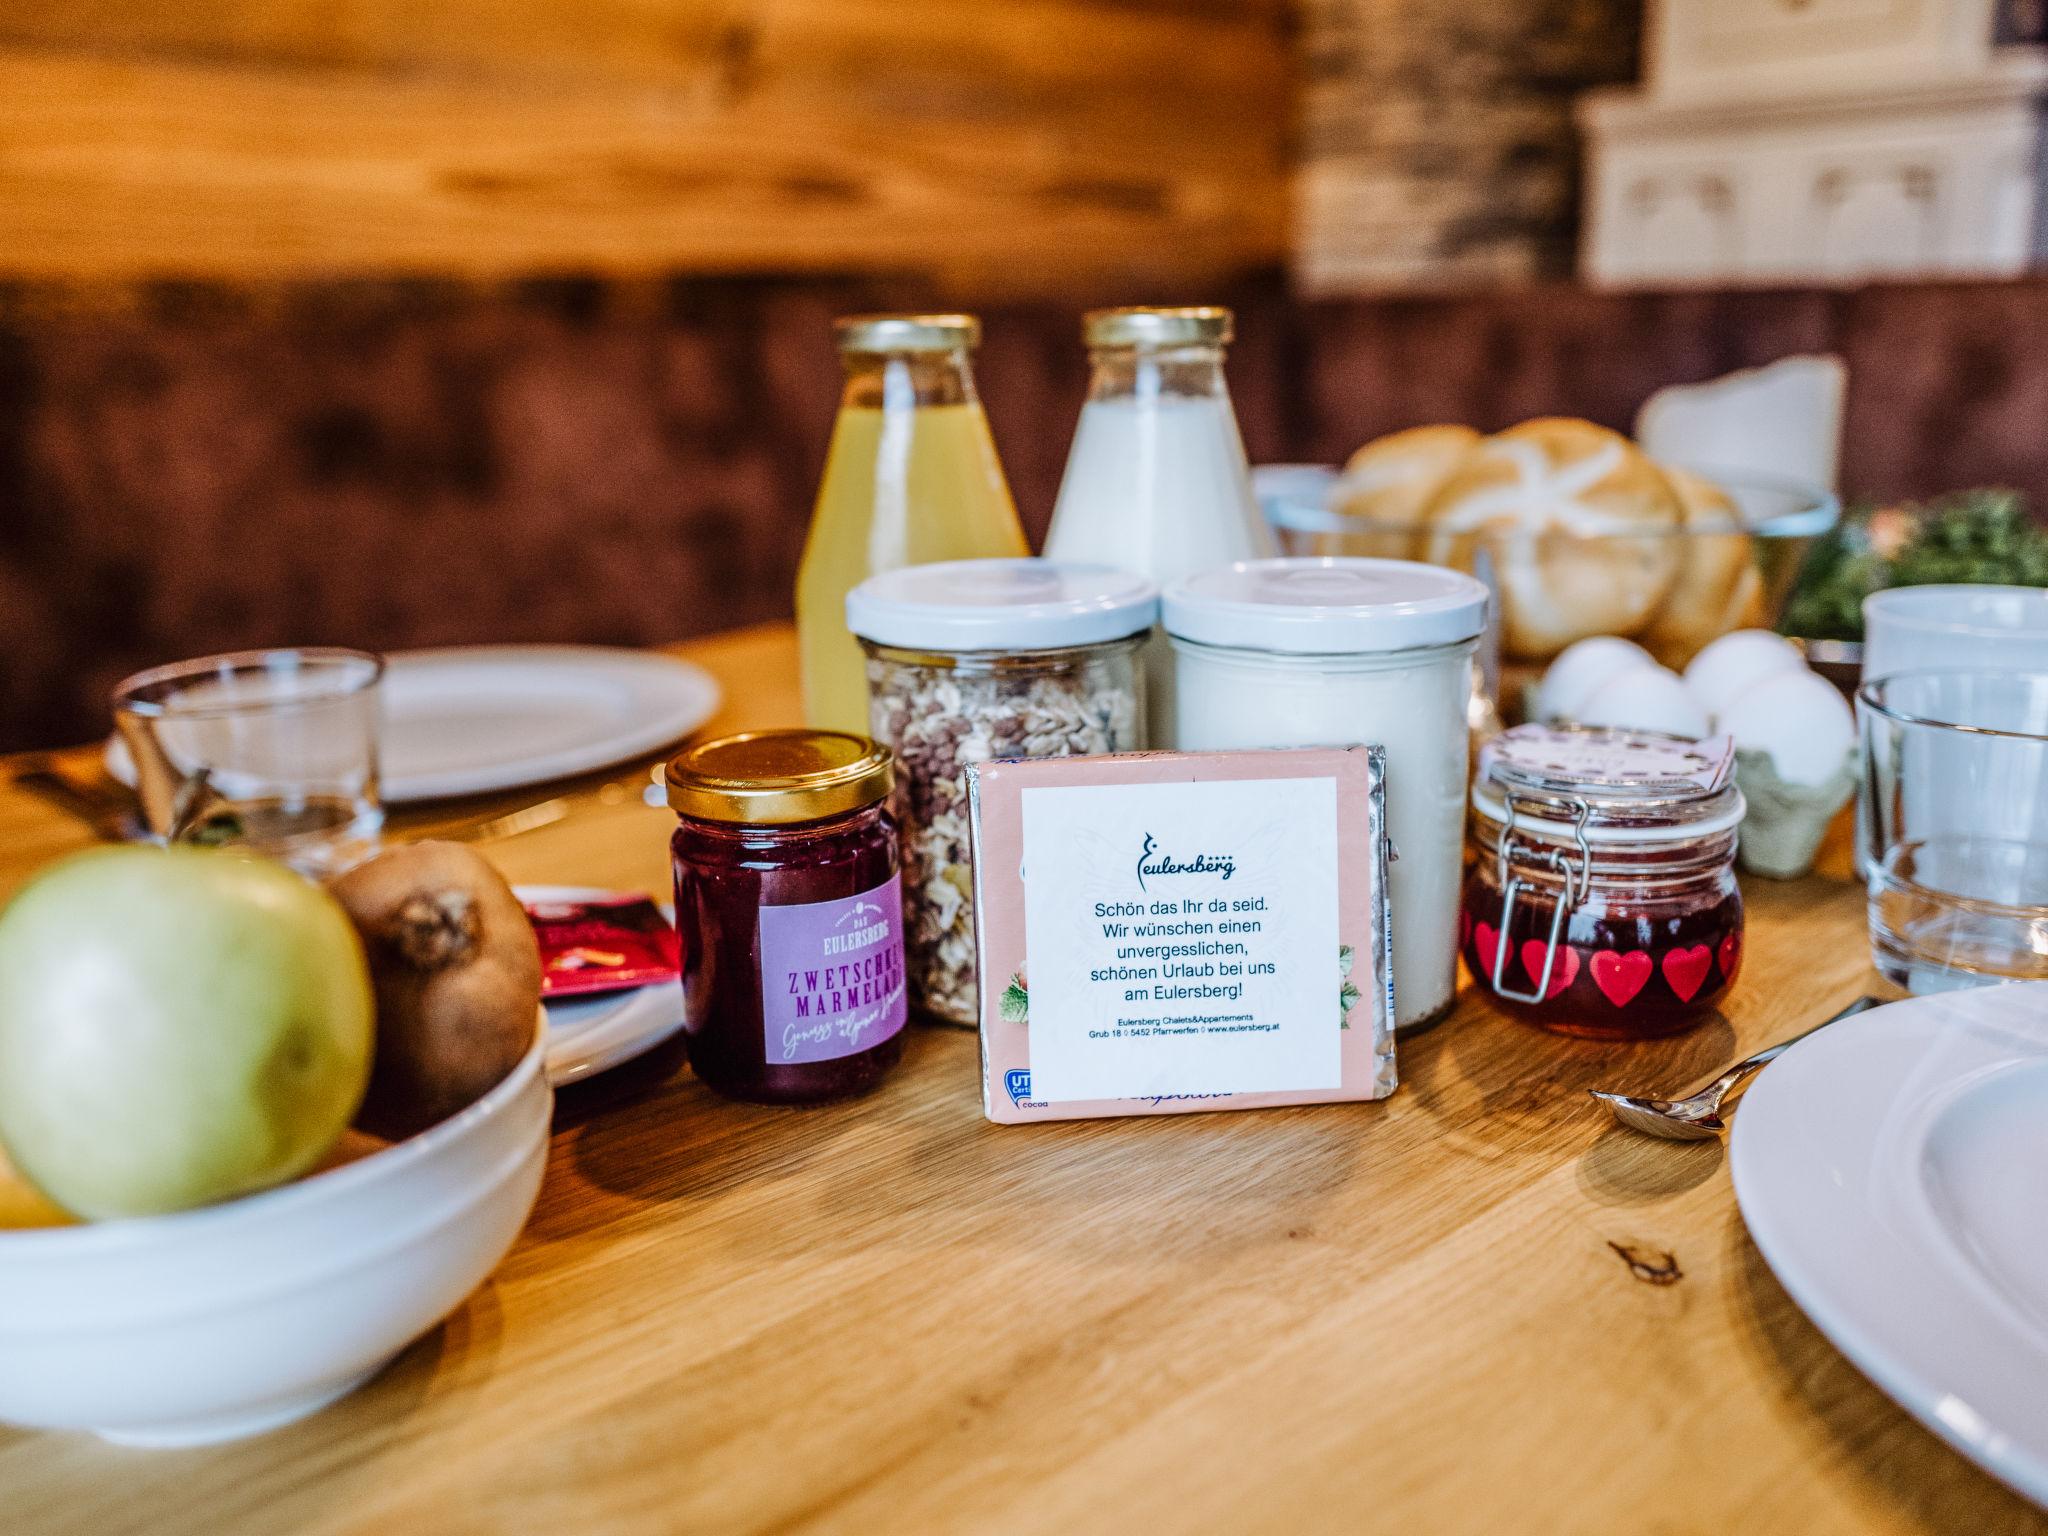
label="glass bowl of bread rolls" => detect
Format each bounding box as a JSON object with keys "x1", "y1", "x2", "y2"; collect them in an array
[{"x1": 1266, "y1": 418, "x2": 1838, "y2": 710}]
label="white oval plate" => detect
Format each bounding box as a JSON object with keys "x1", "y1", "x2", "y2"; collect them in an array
[
  {"x1": 108, "y1": 645, "x2": 720, "y2": 803},
  {"x1": 1731, "y1": 982, "x2": 2048, "y2": 1508},
  {"x1": 544, "y1": 984, "x2": 687, "y2": 1090}
]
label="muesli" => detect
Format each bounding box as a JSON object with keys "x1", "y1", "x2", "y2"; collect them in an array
[{"x1": 868, "y1": 650, "x2": 1139, "y2": 1024}]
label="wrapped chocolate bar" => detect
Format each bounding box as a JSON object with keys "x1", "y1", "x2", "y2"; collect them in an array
[
  {"x1": 967, "y1": 746, "x2": 1395, "y2": 1122},
  {"x1": 522, "y1": 893, "x2": 681, "y2": 998}
]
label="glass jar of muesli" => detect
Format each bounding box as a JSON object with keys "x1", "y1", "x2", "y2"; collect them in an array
[{"x1": 846, "y1": 558, "x2": 1157, "y2": 1025}]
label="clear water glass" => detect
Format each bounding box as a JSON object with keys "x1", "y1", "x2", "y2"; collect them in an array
[
  {"x1": 1862, "y1": 585, "x2": 2048, "y2": 680},
  {"x1": 1857, "y1": 669, "x2": 2048, "y2": 992},
  {"x1": 111, "y1": 648, "x2": 385, "y2": 877}
]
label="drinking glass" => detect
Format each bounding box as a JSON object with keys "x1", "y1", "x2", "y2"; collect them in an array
[
  {"x1": 112, "y1": 648, "x2": 385, "y2": 877},
  {"x1": 1862, "y1": 585, "x2": 2048, "y2": 680},
  {"x1": 1856, "y1": 669, "x2": 2048, "y2": 992}
]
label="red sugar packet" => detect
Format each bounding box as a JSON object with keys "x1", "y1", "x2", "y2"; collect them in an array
[{"x1": 523, "y1": 894, "x2": 681, "y2": 998}]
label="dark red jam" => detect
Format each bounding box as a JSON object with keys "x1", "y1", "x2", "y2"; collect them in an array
[
  {"x1": 667, "y1": 731, "x2": 908, "y2": 1104},
  {"x1": 1460, "y1": 861, "x2": 1743, "y2": 1039}
]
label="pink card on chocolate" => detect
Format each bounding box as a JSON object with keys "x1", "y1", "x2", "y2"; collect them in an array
[{"x1": 967, "y1": 746, "x2": 1395, "y2": 1122}]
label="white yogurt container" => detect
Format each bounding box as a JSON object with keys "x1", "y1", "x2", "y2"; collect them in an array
[{"x1": 1163, "y1": 557, "x2": 1488, "y2": 1029}]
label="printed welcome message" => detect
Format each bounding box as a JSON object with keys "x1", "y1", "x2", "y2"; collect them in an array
[{"x1": 1019, "y1": 776, "x2": 1341, "y2": 1101}]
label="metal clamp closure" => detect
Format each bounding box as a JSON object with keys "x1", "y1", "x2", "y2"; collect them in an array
[{"x1": 1490, "y1": 791, "x2": 1591, "y2": 1004}]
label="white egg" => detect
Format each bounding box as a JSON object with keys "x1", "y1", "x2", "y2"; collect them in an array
[
  {"x1": 1719, "y1": 668, "x2": 1855, "y2": 786},
  {"x1": 1576, "y1": 664, "x2": 1711, "y2": 739},
  {"x1": 1682, "y1": 629, "x2": 1805, "y2": 722},
  {"x1": 1537, "y1": 636, "x2": 1655, "y2": 721}
]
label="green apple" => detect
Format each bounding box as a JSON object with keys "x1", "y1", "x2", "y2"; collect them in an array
[{"x1": 0, "y1": 846, "x2": 374, "y2": 1219}]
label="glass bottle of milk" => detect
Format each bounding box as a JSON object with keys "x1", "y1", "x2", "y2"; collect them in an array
[{"x1": 1042, "y1": 306, "x2": 1275, "y2": 742}]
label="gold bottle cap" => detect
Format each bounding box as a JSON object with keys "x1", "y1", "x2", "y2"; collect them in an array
[
  {"x1": 834, "y1": 313, "x2": 981, "y2": 354},
  {"x1": 665, "y1": 729, "x2": 895, "y2": 825},
  {"x1": 1083, "y1": 306, "x2": 1233, "y2": 349}
]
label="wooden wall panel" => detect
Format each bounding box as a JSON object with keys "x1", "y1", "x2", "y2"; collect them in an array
[
  {"x1": 0, "y1": 1, "x2": 1292, "y2": 291},
  {"x1": 1297, "y1": 0, "x2": 1638, "y2": 294}
]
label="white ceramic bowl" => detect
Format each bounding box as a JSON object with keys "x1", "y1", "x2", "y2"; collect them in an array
[{"x1": 0, "y1": 1030, "x2": 551, "y2": 1446}]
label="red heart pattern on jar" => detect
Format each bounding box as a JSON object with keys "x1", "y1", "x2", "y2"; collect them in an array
[
  {"x1": 1519, "y1": 939, "x2": 1579, "y2": 999},
  {"x1": 1662, "y1": 944, "x2": 1714, "y2": 1003},
  {"x1": 1590, "y1": 949, "x2": 1653, "y2": 1007},
  {"x1": 1718, "y1": 930, "x2": 1742, "y2": 982},
  {"x1": 1472, "y1": 921, "x2": 1502, "y2": 981}
]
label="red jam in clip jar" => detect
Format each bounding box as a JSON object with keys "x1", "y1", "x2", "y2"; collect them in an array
[
  {"x1": 668, "y1": 730, "x2": 908, "y2": 1103},
  {"x1": 1461, "y1": 725, "x2": 1746, "y2": 1040}
]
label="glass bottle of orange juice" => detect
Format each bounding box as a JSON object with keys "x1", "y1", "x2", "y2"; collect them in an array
[{"x1": 798, "y1": 314, "x2": 1029, "y2": 732}]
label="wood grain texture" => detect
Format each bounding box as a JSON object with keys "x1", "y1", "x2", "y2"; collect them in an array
[
  {"x1": 1297, "y1": 0, "x2": 1641, "y2": 293},
  {"x1": 2, "y1": 624, "x2": 2044, "y2": 1535},
  {"x1": 0, "y1": 1, "x2": 1290, "y2": 289}
]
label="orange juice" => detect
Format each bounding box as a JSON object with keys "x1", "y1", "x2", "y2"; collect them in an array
[{"x1": 797, "y1": 317, "x2": 1028, "y2": 733}]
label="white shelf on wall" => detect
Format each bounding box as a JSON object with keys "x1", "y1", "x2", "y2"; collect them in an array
[
  {"x1": 1579, "y1": 0, "x2": 2048, "y2": 286},
  {"x1": 1648, "y1": 0, "x2": 2005, "y2": 100}
]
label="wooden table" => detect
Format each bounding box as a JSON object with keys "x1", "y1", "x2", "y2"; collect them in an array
[{"x1": 3, "y1": 625, "x2": 2043, "y2": 1536}]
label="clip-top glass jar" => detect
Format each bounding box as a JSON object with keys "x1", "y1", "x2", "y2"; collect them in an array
[
  {"x1": 1461, "y1": 725, "x2": 1747, "y2": 1039},
  {"x1": 847, "y1": 558, "x2": 1157, "y2": 1026},
  {"x1": 668, "y1": 729, "x2": 908, "y2": 1103}
]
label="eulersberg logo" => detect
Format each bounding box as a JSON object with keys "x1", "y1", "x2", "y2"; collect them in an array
[{"x1": 1135, "y1": 832, "x2": 1236, "y2": 893}]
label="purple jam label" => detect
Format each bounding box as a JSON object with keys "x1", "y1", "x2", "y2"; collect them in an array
[{"x1": 759, "y1": 873, "x2": 908, "y2": 1064}]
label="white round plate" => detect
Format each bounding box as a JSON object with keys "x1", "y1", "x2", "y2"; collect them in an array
[
  {"x1": 520, "y1": 886, "x2": 688, "y2": 1088},
  {"x1": 1731, "y1": 982, "x2": 2048, "y2": 1508},
  {"x1": 108, "y1": 645, "x2": 720, "y2": 802}
]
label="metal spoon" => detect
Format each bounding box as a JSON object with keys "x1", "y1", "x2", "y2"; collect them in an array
[{"x1": 1591, "y1": 995, "x2": 1881, "y2": 1140}]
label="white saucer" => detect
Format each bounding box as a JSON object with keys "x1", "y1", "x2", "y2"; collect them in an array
[
  {"x1": 108, "y1": 645, "x2": 720, "y2": 802},
  {"x1": 521, "y1": 885, "x2": 687, "y2": 1089},
  {"x1": 1731, "y1": 982, "x2": 2048, "y2": 1507},
  {"x1": 544, "y1": 985, "x2": 688, "y2": 1089}
]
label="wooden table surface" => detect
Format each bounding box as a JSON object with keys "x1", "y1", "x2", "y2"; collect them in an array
[{"x1": 3, "y1": 624, "x2": 2044, "y2": 1536}]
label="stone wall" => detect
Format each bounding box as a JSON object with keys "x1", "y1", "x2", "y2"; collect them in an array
[{"x1": 1297, "y1": 0, "x2": 1644, "y2": 294}]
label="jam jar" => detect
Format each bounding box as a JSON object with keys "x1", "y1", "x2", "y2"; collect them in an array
[
  {"x1": 1461, "y1": 725, "x2": 1747, "y2": 1040},
  {"x1": 667, "y1": 729, "x2": 908, "y2": 1103}
]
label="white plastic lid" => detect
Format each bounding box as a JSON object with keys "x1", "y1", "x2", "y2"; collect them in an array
[
  {"x1": 845, "y1": 558, "x2": 1160, "y2": 652},
  {"x1": 1162, "y1": 557, "x2": 1488, "y2": 654}
]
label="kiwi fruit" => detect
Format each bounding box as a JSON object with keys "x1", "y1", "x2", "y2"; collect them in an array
[{"x1": 328, "y1": 842, "x2": 542, "y2": 1140}]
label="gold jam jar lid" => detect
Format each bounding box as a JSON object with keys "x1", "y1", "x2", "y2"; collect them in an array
[{"x1": 665, "y1": 729, "x2": 895, "y2": 825}]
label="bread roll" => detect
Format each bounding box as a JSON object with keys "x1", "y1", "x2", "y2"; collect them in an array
[
  {"x1": 1639, "y1": 466, "x2": 1765, "y2": 669},
  {"x1": 1416, "y1": 418, "x2": 1683, "y2": 659},
  {"x1": 1331, "y1": 425, "x2": 1480, "y2": 557}
]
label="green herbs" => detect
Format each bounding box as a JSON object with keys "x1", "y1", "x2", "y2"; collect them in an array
[
  {"x1": 1898, "y1": 490, "x2": 2048, "y2": 587},
  {"x1": 1782, "y1": 489, "x2": 2048, "y2": 642}
]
